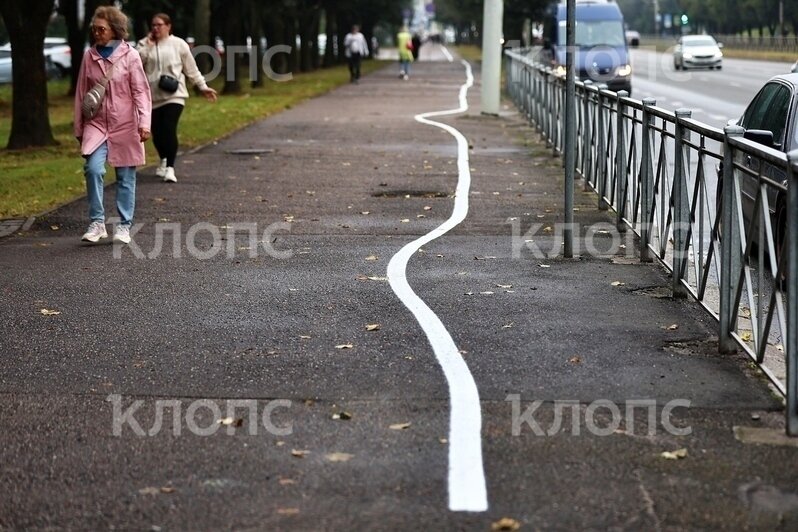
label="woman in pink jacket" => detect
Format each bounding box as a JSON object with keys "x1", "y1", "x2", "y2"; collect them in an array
[{"x1": 74, "y1": 6, "x2": 152, "y2": 244}]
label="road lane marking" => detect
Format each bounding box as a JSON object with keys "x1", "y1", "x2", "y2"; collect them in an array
[
  {"x1": 441, "y1": 45, "x2": 454, "y2": 62},
  {"x1": 386, "y1": 60, "x2": 488, "y2": 513}
]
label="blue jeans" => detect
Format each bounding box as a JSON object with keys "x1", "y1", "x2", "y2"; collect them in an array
[
  {"x1": 84, "y1": 142, "x2": 136, "y2": 226},
  {"x1": 400, "y1": 60, "x2": 411, "y2": 75}
]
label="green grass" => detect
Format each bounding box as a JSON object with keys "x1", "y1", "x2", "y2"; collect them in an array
[
  {"x1": 454, "y1": 45, "x2": 483, "y2": 63},
  {"x1": 0, "y1": 59, "x2": 386, "y2": 218}
]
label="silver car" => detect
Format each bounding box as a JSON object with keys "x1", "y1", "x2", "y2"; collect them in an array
[
  {"x1": 673, "y1": 35, "x2": 723, "y2": 70},
  {"x1": 0, "y1": 49, "x2": 61, "y2": 83}
]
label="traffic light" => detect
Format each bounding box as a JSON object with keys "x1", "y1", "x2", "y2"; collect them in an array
[{"x1": 681, "y1": 14, "x2": 689, "y2": 25}]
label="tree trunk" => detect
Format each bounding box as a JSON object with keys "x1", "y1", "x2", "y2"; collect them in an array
[
  {"x1": 59, "y1": 0, "x2": 104, "y2": 96},
  {"x1": 222, "y1": 0, "x2": 242, "y2": 94},
  {"x1": 322, "y1": 3, "x2": 336, "y2": 68},
  {"x1": 0, "y1": 0, "x2": 56, "y2": 149},
  {"x1": 194, "y1": 0, "x2": 212, "y2": 74}
]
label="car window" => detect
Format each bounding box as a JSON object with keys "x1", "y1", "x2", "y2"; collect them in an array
[
  {"x1": 741, "y1": 82, "x2": 792, "y2": 147},
  {"x1": 0, "y1": 50, "x2": 10, "y2": 59}
]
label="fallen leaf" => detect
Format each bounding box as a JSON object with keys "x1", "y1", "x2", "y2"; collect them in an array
[
  {"x1": 360, "y1": 211, "x2": 370, "y2": 215},
  {"x1": 543, "y1": 226, "x2": 553, "y2": 233},
  {"x1": 491, "y1": 517, "x2": 522, "y2": 531},
  {"x1": 277, "y1": 508, "x2": 300, "y2": 515},
  {"x1": 138, "y1": 487, "x2": 159, "y2": 496},
  {"x1": 299, "y1": 335, "x2": 312, "y2": 339},
  {"x1": 50, "y1": 225, "x2": 60, "y2": 231},
  {"x1": 39, "y1": 309, "x2": 61, "y2": 316},
  {"x1": 569, "y1": 356, "x2": 582, "y2": 365},
  {"x1": 332, "y1": 412, "x2": 352, "y2": 420},
  {"x1": 480, "y1": 291, "x2": 495, "y2": 295},
  {"x1": 218, "y1": 417, "x2": 243, "y2": 427},
  {"x1": 389, "y1": 422, "x2": 411, "y2": 430},
  {"x1": 423, "y1": 206, "x2": 432, "y2": 211},
  {"x1": 439, "y1": 438, "x2": 448, "y2": 444},
  {"x1": 660, "y1": 448, "x2": 688, "y2": 460},
  {"x1": 160, "y1": 486, "x2": 176, "y2": 494},
  {"x1": 496, "y1": 284, "x2": 513, "y2": 289},
  {"x1": 665, "y1": 324, "x2": 679, "y2": 331},
  {"x1": 335, "y1": 344, "x2": 354, "y2": 349},
  {"x1": 538, "y1": 264, "x2": 551, "y2": 268},
  {"x1": 740, "y1": 331, "x2": 753, "y2": 342},
  {"x1": 365, "y1": 255, "x2": 379, "y2": 261},
  {"x1": 278, "y1": 478, "x2": 296, "y2": 485},
  {"x1": 367, "y1": 276, "x2": 389, "y2": 281},
  {"x1": 365, "y1": 324, "x2": 381, "y2": 331},
  {"x1": 326, "y1": 452, "x2": 354, "y2": 462},
  {"x1": 291, "y1": 449, "x2": 310, "y2": 458},
  {"x1": 611, "y1": 281, "x2": 625, "y2": 287},
  {"x1": 400, "y1": 219, "x2": 410, "y2": 223},
  {"x1": 475, "y1": 256, "x2": 497, "y2": 260}
]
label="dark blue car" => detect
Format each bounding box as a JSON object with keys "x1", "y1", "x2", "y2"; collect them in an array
[{"x1": 541, "y1": 0, "x2": 632, "y2": 94}]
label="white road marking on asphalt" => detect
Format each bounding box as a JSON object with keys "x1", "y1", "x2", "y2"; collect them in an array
[
  {"x1": 386, "y1": 60, "x2": 488, "y2": 513},
  {"x1": 441, "y1": 45, "x2": 454, "y2": 62}
]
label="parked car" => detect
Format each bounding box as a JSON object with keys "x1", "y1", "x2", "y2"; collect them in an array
[
  {"x1": 673, "y1": 35, "x2": 723, "y2": 70},
  {"x1": 717, "y1": 73, "x2": 798, "y2": 272},
  {"x1": 0, "y1": 49, "x2": 62, "y2": 84},
  {"x1": 42, "y1": 37, "x2": 72, "y2": 75},
  {"x1": 625, "y1": 30, "x2": 640, "y2": 47}
]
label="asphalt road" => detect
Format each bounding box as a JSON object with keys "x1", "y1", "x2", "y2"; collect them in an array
[{"x1": 1, "y1": 45, "x2": 797, "y2": 530}]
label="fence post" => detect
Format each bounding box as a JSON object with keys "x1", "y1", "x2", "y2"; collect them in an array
[
  {"x1": 542, "y1": 69, "x2": 551, "y2": 146},
  {"x1": 597, "y1": 85, "x2": 609, "y2": 210},
  {"x1": 786, "y1": 150, "x2": 798, "y2": 436},
  {"x1": 640, "y1": 98, "x2": 656, "y2": 262},
  {"x1": 673, "y1": 109, "x2": 692, "y2": 299},
  {"x1": 719, "y1": 125, "x2": 744, "y2": 353},
  {"x1": 582, "y1": 82, "x2": 594, "y2": 191},
  {"x1": 615, "y1": 90, "x2": 628, "y2": 232}
]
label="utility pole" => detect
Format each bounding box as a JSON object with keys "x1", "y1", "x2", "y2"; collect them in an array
[
  {"x1": 653, "y1": 0, "x2": 659, "y2": 36},
  {"x1": 480, "y1": 0, "x2": 504, "y2": 115}
]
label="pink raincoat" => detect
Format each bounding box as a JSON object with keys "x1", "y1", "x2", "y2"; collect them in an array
[{"x1": 74, "y1": 41, "x2": 151, "y2": 167}]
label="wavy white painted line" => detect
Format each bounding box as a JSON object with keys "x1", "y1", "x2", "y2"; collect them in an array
[
  {"x1": 441, "y1": 45, "x2": 454, "y2": 63},
  {"x1": 386, "y1": 60, "x2": 488, "y2": 513}
]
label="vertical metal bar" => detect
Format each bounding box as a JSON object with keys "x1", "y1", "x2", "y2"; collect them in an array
[
  {"x1": 615, "y1": 90, "x2": 628, "y2": 232},
  {"x1": 673, "y1": 109, "x2": 692, "y2": 299},
  {"x1": 640, "y1": 98, "x2": 657, "y2": 262},
  {"x1": 564, "y1": 0, "x2": 576, "y2": 258},
  {"x1": 786, "y1": 150, "x2": 798, "y2": 435},
  {"x1": 720, "y1": 126, "x2": 745, "y2": 353},
  {"x1": 597, "y1": 86, "x2": 608, "y2": 210},
  {"x1": 582, "y1": 82, "x2": 593, "y2": 191}
]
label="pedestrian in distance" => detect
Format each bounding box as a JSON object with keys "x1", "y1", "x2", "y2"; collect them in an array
[
  {"x1": 344, "y1": 24, "x2": 369, "y2": 83},
  {"x1": 74, "y1": 5, "x2": 151, "y2": 245},
  {"x1": 397, "y1": 26, "x2": 414, "y2": 80},
  {"x1": 136, "y1": 13, "x2": 217, "y2": 184},
  {"x1": 411, "y1": 33, "x2": 422, "y2": 61}
]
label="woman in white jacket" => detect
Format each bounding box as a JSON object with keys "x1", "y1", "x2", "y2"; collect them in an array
[{"x1": 137, "y1": 13, "x2": 217, "y2": 183}]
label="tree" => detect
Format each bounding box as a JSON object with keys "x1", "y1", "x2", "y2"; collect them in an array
[{"x1": 0, "y1": 0, "x2": 56, "y2": 149}]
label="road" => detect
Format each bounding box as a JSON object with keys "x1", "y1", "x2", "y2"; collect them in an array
[{"x1": 630, "y1": 48, "x2": 794, "y2": 127}]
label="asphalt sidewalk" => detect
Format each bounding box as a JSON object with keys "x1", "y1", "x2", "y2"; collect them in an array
[{"x1": 1, "y1": 45, "x2": 797, "y2": 529}]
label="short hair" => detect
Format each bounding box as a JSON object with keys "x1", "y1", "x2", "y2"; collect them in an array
[{"x1": 92, "y1": 5, "x2": 129, "y2": 40}]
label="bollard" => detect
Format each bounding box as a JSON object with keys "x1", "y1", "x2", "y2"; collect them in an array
[
  {"x1": 615, "y1": 91, "x2": 629, "y2": 232},
  {"x1": 786, "y1": 150, "x2": 798, "y2": 436},
  {"x1": 673, "y1": 109, "x2": 692, "y2": 299},
  {"x1": 640, "y1": 98, "x2": 657, "y2": 262},
  {"x1": 719, "y1": 126, "x2": 745, "y2": 353}
]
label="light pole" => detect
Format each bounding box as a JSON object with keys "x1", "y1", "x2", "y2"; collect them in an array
[{"x1": 653, "y1": 0, "x2": 660, "y2": 36}]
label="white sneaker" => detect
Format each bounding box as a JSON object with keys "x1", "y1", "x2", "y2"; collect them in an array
[
  {"x1": 113, "y1": 224, "x2": 131, "y2": 244},
  {"x1": 81, "y1": 221, "x2": 107, "y2": 242},
  {"x1": 403, "y1": 74, "x2": 409, "y2": 81},
  {"x1": 155, "y1": 158, "x2": 167, "y2": 178},
  {"x1": 163, "y1": 167, "x2": 177, "y2": 183}
]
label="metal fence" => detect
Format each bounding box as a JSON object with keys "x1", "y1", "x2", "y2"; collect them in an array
[{"x1": 505, "y1": 48, "x2": 797, "y2": 435}]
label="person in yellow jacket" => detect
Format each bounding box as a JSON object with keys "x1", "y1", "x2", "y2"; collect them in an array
[{"x1": 396, "y1": 27, "x2": 414, "y2": 80}]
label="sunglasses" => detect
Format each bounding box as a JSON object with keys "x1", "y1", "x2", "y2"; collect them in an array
[{"x1": 91, "y1": 26, "x2": 110, "y2": 35}]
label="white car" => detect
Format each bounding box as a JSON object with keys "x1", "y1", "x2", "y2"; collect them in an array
[
  {"x1": 0, "y1": 37, "x2": 72, "y2": 75},
  {"x1": 673, "y1": 35, "x2": 723, "y2": 70}
]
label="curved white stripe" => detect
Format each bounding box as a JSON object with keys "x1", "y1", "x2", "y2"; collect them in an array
[
  {"x1": 386, "y1": 61, "x2": 488, "y2": 513},
  {"x1": 441, "y1": 45, "x2": 454, "y2": 63}
]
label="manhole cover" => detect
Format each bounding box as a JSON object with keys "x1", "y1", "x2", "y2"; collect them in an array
[
  {"x1": 226, "y1": 149, "x2": 275, "y2": 155},
  {"x1": 373, "y1": 190, "x2": 449, "y2": 198}
]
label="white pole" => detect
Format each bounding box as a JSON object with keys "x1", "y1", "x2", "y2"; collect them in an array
[{"x1": 480, "y1": 0, "x2": 504, "y2": 116}]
